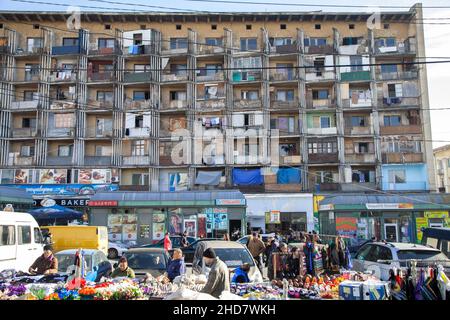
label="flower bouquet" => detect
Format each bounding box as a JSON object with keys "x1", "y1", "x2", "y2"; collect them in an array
[
  {"x1": 78, "y1": 286, "x2": 97, "y2": 300},
  {"x1": 0, "y1": 283, "x2": 27, "y2": 299}
]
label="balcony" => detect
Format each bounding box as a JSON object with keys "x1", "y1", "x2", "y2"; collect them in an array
[
  {"x1": 382, "y1": 152, "x2": 424, "y2": 163},
  {"x1": 8, "y1": 154, "x2": 34, "y2": 166},
  {"x1": 88, "y1": 45, "x2": 120, "y2": 56},
  {"x1": 87, "y1": 99, "x2": 113, "y2": 110},
  {"x1": 124, "y1": 72, "x2": 152, "y2": 83},
  {"x1": 84, "y1": 156, "x2": 111, "y2": 166},
  {"x1": 269, "y1": 70, "x2": 297, "y2": 82},
  {"x1": 122, "y1": 155, "x2": 150, "y2": 166},
  {"x1": 270, "y1": 99, "x2": 299, "y2": 109},
  {"x1": 124, "y1": 127, "x2": 150, "y2": 138},
  {"x1": 14, "y1": 73, "x2": 40, "y2": 82},
  {"x1": 383, "y1": 182, "x2": 426, "y2": 191},
  {"x1": 12, "y1": 128, "x2": 36, "y2": 138},
  {"x1": 341, "y1": 182, "x2": 377, "y2": 192},
  {"x1": 374, "y1": 39, "x2": 416, "y2": 55},
  {"x1": 161, "y1": 72, "x2": 188, "y2": 82},
  {"x1": 10, "y1": 100, "x2": 39, "y2": 110},
  {"x1": 305, "y1": 70, "x2": 335, "y2": 82},
  {"x1": 304, "y1": 45, "x2": 334, "y2": 55},
  {"x1": 85, "y1": 127, "x2": 113, "y2": 138},
  {"x1": 196, "y1": 98, "x2": 226, "y2": 110},
  {"x1": 124, "y1": 44, "x2": 154, "y2": 55},
  {"x1": 342, "y1": 97, "x2": 372, "y2": 108},
  {"x1": 51, "y1": 45, "x2": 80, "y2": 55},
  {"x1": 379, "y1": 125, "x2": 422, "y2": 135},
  {"x1": 340, "y1": 71, "x2": 371, "y2": 82},
  {"x1": 344, "y1": 126, "x2": 373, "y2": 135},
  {"x1": 50, "y1": 100, "x2": 76, "y2": 110},
  {"x1": 124, "y1": 99, "x2": 151, "y2": 111},
  {"x1": 345, "y1": 153, "x2": 376, "y2": 163},
  {"x1": 269, "y1": 44, "x2": 297, "y2": 54},
  {"x1": 378, "y1": 97, "x2": 420, "y2": 108},
  {"x1": 196, "y1": 72, "x2": 225, "y2": 82},
  {"x1": 308, "y1": 152, "x2": 339, "y2": 163},
  {"x1": 47, "y1": 127, "x2": 75, "y2": 138},
  {"x1": 306, "y1": 98, "x2": 336, "y2": 109},
  {"x1": 234, "y1": 99, "x2": 262, "y2": 109},
  {"x1": 279, "y1": 155, "x2": 302, "y2": 165},
  {"x1": 47, "y1": 156, "x2": 72, "y2": 166},
  {"x1": 307, "y1": 127, "x2": 337, "y2": 135},
  {"x1": 232, "y1": 71, "x2": 262, "y2": 83},
  {"x1": 197, "y1": 44, "x2": 224, "y2": 55},
  {"x1": 162, "y1": 100, "x2": 187, "y2": 111},
  {"x1": 47, "y1": 71, "x2": 77, "y2": 82},
  {"x1": 376, "y1": 70, "x2": 418, "y2": 81},
  {"x1": 88, "y1": 72, "x2": 114, "y2": 82}
]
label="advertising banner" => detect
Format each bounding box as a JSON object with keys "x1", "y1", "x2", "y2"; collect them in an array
[
  {"x1": 336, "y1": 217, "x2": 358, "y2": 238},
  {"x1": 153, "y1": 223, "x2": 165, "y2": 240},
  {"x1": 4, "y1": 183, "x2": 118, "y2": 195},
  {"x1": 415, "y1": 217, "x2": 428, "y2": 243},
  {"x1": 184, "y1": 219, "x2": 197, "y2": 238},
  {"x1": 14, "y1": 169, "x2": 29, "y2": 184}
]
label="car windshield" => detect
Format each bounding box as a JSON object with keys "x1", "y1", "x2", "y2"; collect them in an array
[
  {"x1": 56, "y1": 254, "x2": 92, "y2": 273},
  {"x1": 125, "y1": 252, "x2": 167, "y2": 270},
  {"x1": 397, "y1": 250, "x2": 449, "y2": 267},
  {"x1": 213, "y1": 248, "x2": 254, "y2": 267}
]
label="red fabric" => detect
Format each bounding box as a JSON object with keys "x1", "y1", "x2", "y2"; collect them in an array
[{"x1": 164, "y1": 235, "x2": 172, "y2": 251}]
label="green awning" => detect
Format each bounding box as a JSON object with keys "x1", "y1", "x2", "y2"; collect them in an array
[{"x1": 0, "y1": 186, "x2": 34, "y2": 204}]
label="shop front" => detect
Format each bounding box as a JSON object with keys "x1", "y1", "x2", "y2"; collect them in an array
[
  {"x1": 88, "y1": 191, "x2": 246, "y2": 245},
  {"x1": 244, "y1": 193, "x2": 314, "y2": 235},
  {"x1": 318, "y1": 193, "x2": 450, "y2": 244},
  {"x1": 0, "y1": 186, "x2": 34, "y2": 211}
]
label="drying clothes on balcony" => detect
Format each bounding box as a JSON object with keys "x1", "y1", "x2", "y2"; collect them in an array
[
  {"x1": 276, "y1": 168, "x2": 301, "y2": 184},
  {"x1": 232, "y1": 168, "x2": 263, "y2": 185},
  {"x1": 195, "y1": 171, "x2": 222, "y2": 185},
  {"x1": 206, "y1": 86, "x2": 218, "y2": 97},
  {"x1": 384, "y1": 97, "x2": 401, "y2": 106}
]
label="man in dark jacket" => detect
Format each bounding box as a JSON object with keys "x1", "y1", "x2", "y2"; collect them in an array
[
  {"x1": 180, "y1": 232, "x2": 189, "y2": 248},
  {"x1": 200, "y1": 248, "x2": 230, "y2": 298},
  {"x1": 166, "y1": 248, "x2": 186, "y2": 281},
  {"x1": 29, "y1": 245, "x2": 58, "y2": 275},
  {"x1": 231, "y1": 263, "x2": 250, "y2": 283}
]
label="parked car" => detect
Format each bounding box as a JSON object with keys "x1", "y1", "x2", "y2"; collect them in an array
[
  {"x1": 192, "y1": 240, "x2": 263, "y2": 283},
  {"x1": 108, "y1": 242, "x2": 130, "y2": 259},
  {"x1": 175, "y1": 238, "x2": 222, "y2": 264},
  {"x1": 0, "y1": 211, "x2": 44, "y2": 273},
  {"x1": 421, "y1": 227, "x2": 450, "y2": 258},
  {"x1": 352, "y1": 242, "x2": 450, "y2": 281},
  {"x1": 122, "y1": 248, "x2": 170, "y2": 278},
  {"x1": 140, "y1": 236, "x2": 196, "y2": 249},
  {"x1": 347, "y1": 238, "x2": 374, "y2": 257},
  {"x1": 55, "y1": 249, "x2": 112, "y2": 282},
  {"x1": 237, "y1": 233, "x2": 274, "y2": 246}
]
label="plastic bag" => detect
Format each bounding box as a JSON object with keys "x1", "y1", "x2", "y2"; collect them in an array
[
  {"x1": 164, "y1": 288, "x2": 217, "y2": 300},
  {"x1": 219, "y1": 291, "x2": 245, "y2": 300}
]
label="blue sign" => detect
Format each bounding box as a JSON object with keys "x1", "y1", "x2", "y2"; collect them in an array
[{"x1": 2, "y1": 184, "x2": 118, "y2": 196}]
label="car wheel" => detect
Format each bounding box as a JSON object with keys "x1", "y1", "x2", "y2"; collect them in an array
[{"x1": 108, "y1": 248, "x2": 118, "y2": 259}]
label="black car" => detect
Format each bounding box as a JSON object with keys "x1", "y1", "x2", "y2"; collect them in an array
[
  {"x1": 140, "y1": 236, "x2": 196, "y2": 249},
  {"x1": 172, "y1": 238, "x2": 222, "y2": 264},
  {"x1": 122, "y1": 248, "x2": 170, "y2": 278}
]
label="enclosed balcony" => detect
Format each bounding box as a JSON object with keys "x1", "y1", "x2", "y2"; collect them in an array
[
  {"x1": 382, "y1": 152, "x2": 424, "y2": 163},
  {"x1": 160, "y1": 115, "x2": 187, "y2": 138},
  {"x1": 344, "y1": 140, "x2": 376, "y2": 164},
  {"x1": 88, "y1": 71, "x2": 114, "y2": 82},
  {"x1": 342, "y1": 88, "x2": 372, "y2": 108},
  {"x1": 124, "y1": 72, "x2": 152, "y2": 83},
  {"x1": 278, "y1": 141, "x2": 302, "y2": 165},
  {"x1": 374, "y1": 37, "x2": 416, "y2": 55},
  {"x1": 269, "y1": 68, "x2": 297, "y2": 82},
  {"x1": 196, "y1": 69, "x2": 225, "y2": 82},
  {"x1": 10, "y1": 99, "x2": 39, "y2": 110},
  {"x1": 307, "y1": 139, "x2": 339, "y2": 163},
  {"x1": 344, "y1": 115, "x2": 373, "y2": 135},
  {"x1": 162, "y1": 38, "x2": 188, "y2": 55},
  {"x1": 270, "y1": 115, "x2": 299, "y2": 136},
  {"x1": 124, "y1": 99, "x2": 151, "y2": 111},
  {"x1": 7, "y1": 154, "x2": 34, "y2": 166},
  {"x1": 378, "y1": 97, "x2": 420, "y2": 108}
]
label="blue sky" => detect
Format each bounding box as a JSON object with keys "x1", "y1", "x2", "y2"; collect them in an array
[{"x1": 1, "y1": 0, "x2": 450, "y2": 148}]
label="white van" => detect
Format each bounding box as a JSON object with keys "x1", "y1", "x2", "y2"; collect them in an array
[{"x1": 0, "y1": 211, "x2": 44, "y2": 272}]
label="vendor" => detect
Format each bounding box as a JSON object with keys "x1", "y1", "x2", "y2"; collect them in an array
[
  {"x1": 28, "y1": 245, "x2": 58, "y2": 275},
  {"x1": 200, "y1": 248, "x2": 230, "y2": 298},
  {"x1": 166, "y1": 248, "x2": 186, "y2": 281},
  {"x1": 111, "y1": 256, "x2": 135, "y2": 279},
  {"x1": 231, "y1": 263, "x2": 250, "y2": 283}
]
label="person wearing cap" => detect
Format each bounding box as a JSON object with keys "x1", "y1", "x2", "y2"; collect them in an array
[
  {"x1": 28, "y1": 244, "x2": 58, "y2": 275},
  {"x1": 111, "y1": 256, "x2": 135, "y2": 278},
  {"x1": 200, "y1": 248, "x2": 230, "y2": 298}
]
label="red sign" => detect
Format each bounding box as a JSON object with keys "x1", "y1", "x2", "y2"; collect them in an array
[{"x1": 88, "y1": 200, "x2": 117, "y2": 207}]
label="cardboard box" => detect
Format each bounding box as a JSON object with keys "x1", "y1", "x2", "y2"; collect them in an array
[
  {"x1": 362, "y1": 281, "x2": 390, "y2": 300},
  {"x1": 338, "y1": 281, "x2": 364, "y2": 300}
]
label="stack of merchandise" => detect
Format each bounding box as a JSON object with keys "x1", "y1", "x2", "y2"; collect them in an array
[{"x1": 230, "y1": 282, "x2": 284, "y2": 300}]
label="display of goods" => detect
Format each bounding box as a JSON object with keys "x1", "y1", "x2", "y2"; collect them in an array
[
  {"x1": 0, "y1": 283, "x2": 27, "y2": 297},
  {"x1": 230, "y1": 283, "x2": 283, "y2": 300}
]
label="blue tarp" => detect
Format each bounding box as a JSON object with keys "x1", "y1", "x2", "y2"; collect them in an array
[
  {"x1": 28, "y1": 205, "x2": 83, "y2": 220},
  {"x1": 277, "y1": 168, "x2": 301, "y2": 184},
  {"x1": 232, "y1": 168, "x2": 263, "y2": 185}
]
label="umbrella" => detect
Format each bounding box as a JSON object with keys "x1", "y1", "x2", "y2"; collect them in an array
[{"x1": 28, "y1": 204, "x2": 83, "y2": 220}]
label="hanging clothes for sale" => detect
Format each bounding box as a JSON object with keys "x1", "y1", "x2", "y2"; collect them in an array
[{"x1": 303, "y1": 242, "x2": 316, "y2": 276}]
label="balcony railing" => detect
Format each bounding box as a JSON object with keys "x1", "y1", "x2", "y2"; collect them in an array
[
  {"x1": 269, "y1": 44, "x2": 298, "y2": 54},
  {"x1": 87, "y1": 99, "x2": 113, "y2": 110},
  {"x1": 340, "y1": 70, "x2": 371, "y2": 82},
  {"x1": 124, "y1": 44, "x2": 155, "y2": 55},
  {"x1": 234, "y1": 99, "x2": 262, "y2": 109},
  {"x1": 376, "y1": 70, "x2": 418, "y2": 81},
  {"x1": 279, "y1": 155, "x2": 302, "y2": 165},
  {"x1": 196, "y1": 72, "x2": 225, "y2": 82},
  {"x1": 85, "y1": 127, "x2": 113, "y2": 138},
  {"x1": 305, "y1": 70, "x2": 335, "y2": 82},
  {"x1": 88, "y1": 45, "x2": 121, "y2": 56},
  {"x1": 344, "y1": 126, "x2": 373, "y2": 135},
  {"x1": 312, "y1": 182, "x2": 341, "y2": 192},
  {"x1": 380, "y1": 125, "x2": 422, "y2": 135},
  {"x1": 10, "y1": 100, "x2": 39, "y2": 110},
  {"x1": 7, "y1": 154, "x2": 34, "y2": 166},
  {"x1": 47, "y1": 71, "x2": 77, "y2": 82},
  {"x1": 374, "y1": 39, "x2": 416, "y2": 55},
  {"x1": 308, "y1": 152, "x2": 339, "y2": 163},
  {"x1": 306, "y1": 98, "x2": 335, "y2": 109},
  {"x1": 344, "y1": 153, "x2": 376, "y2": 163},
  {"x1": 269, "y1": 70, "x2": 297, "y2": 82},
  {"x1": 124, "y1": 99, "x2": 151, "y2": 110},
  {"x1": 84, "y1": 156, "x2": 111, "y2": 166},
  {"x1": 196, "y1": 98, "x2": 226, "y2": 110},
  {"x1": 16, "y1": 46, "x2": 44, "y2": 55},
  {"x1": 14, "y1": 73, "x2": 40, "y2": 82},
  {"x1": 270, "y1": 99, "x2": 299, "y2": 109},
  {"x1": 231, "y1": 71, "x2": 262, "y2": 82},
  {"x1": 161, "y1": 72, "x2": 188, "y2": 82},
  {"x1": 51, "y1": 45, "x2": 80, "y2": 55},
  {"x1": 378, "y1": 97, "x2": 420, "y2": 108},
  {"x1": 161, "y1": 46, "x2": 188, "y2": 55},
  {"x1": 50, "y1": 100, "x2": 76, "y2": 110},
  {"x1": 383, "y1": 181, "x2": 426, "y2": 191},
  {"x1": 47, "y1": 127, "x2": 75, "y2": 138},
  {"x1": 307, "y1": 127, "x2": 337, "y2": 135},
  {"x1": 381, "y1": 152, "x2": 423, "y2": 163},
  {"x1": 161, "y1": 100, "x2": 187, "y2": 110},
  {"x1": 342, "y1": 97, "x2": 372, "y2": 108},
  {"x1": 304, "y1": 45, "x2": 334, "y2": 55},
  {"x1": 88, "y1": 71, "x2": 114, "y2": 82},
  {"x1": 124, "y1": 72, "x2": 152, "y2": 83},
  {"x1": 12, "y1": 128, "x2": 36, "y2": 138},
  {"x1": 341, "y1": 182, "x2": 377, "y2": 192},
  {"x1": 47, "y1": 156, "x2": 72, "y2": 166},
  {"x1": 197, "y1": 44, "x2": 224, "y2": 55},
  {"x1": 124, "y1": 127, "x2": 150, "y2": 137},
  {"x1": 123, "y1": 155, "x2": 150, "y2": 166}
]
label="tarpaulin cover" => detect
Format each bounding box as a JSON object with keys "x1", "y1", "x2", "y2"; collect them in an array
[
  {"x1": 277, "y1": 168, "x2": 301, "y2": 184},
  {"x1": 195, "y1": 171, "x2": 222, "y2": 186},
  {"x1": 232, "y1": 168, "x2": 263, "y2": 185}
]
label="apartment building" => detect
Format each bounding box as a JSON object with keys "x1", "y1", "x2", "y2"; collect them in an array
[
  {"x1": 434, "y1": 144, "x2": 450, "y2": 193},
  {"x1": 0, "y1": 5, "x2": 435, "y2": 197}
]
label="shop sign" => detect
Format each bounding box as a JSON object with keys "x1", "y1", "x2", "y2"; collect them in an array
[
  {"x1": 415, "y1": 217, "x2": 428, "y2": 242},
  {"x1": 34, "y1": 198, "x2": 90, "y2": 207},
  {"x1": 319, "y1": 204, "x2": 334, "y2": 211},
  {"x1": 89, "y1": 200, "x2": 118, "y2": 207},
  {"x1": 265, "y1": 211, "x2": 281, "y2": 224},
  {"x1": 365, "y1": 203, "x2": 414, "y2": 210},
  {"x1": 215, "y1": 199, "x2": 245, "y2": 206},
  {"x1": 205, "y1": 208, "x2": 227, "y2": 214},
  {"x1": 424, "y1": 211, "x2": 449, "y2": 219},
  {"x1": 336, "y1": 217, "x2": 358, "y2": 238},
  {"x1": 4, "y1": 184, "x2": 119, "y2": 196}
]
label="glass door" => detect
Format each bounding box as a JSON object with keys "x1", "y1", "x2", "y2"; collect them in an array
[{"x1": 384, "y1": 223, "x2": 398, "y2": 242}]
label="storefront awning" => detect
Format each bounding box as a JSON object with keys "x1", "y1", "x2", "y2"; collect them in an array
[
  {"x1": 0, "y1": 186, "x2": 34, "y2": 205},
  {"x1": 318, "y1": 193, "x2": 450, "y2": 211}
]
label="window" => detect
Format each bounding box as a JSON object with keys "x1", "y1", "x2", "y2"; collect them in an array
[
  {"x1": 384, "y1": 24, "x2": 390, "y2": 29},
  {"x1": 133, "y1": 33, "x2": 143, "y2": 45},
  {"x1": 381, "y1": 64, "x2": 398, "y2": 73},
  {"x1": 133, "y1": 91, "x2": 150, "y2": 100},
  {"x1": 357, "y1": 142, "x2": 369, "y2": 153},
  {"x1": 95, "y1": 145, "x2": 112, "y2": 156},
  {"x1": 377, "y1": 245, "x2": 393, "y2": 261},
  {"x1": 308, "y1": 141, "x2": 337, "y2": 154},
  {"x1": 315, "y1": 171, "x2": 333, "y2": 184},
  {"x1": 22, "y1": 118, "x2": 36, "y2": 129},
  {"x1": 58, "y1": 145, "x2": 73, "y2": 157},
  {"x1": 25, "y1": 64, "x2": 39, "y2": 80},
  {"x1": 62, "y1": 38, "x2": 79, "y2": 46},
  {"x1": 241, "y1": 90, "x2": 259, "y2": 100},
  {"x1": 342, "y1": 37, "x2": 360, "y2": 45},
  {"x1": 269, "y1": 38, "x2": 292, "y2": 46},
  {"x1": 240, "y1": 38, "x2": 257, "y2": 51},
  {"x1": 0, "y1": 24, "x2": 3, "y2": 29},
  {"x1": 279, "y1": 143, "x2": 297, "y2": 156},
  {"x1": 211, "y1": 24, "x2": 217, "y2": 30},
  {"x1": 315, "y1": 24, "x2": 321, "y2": 30},
  {"x1": 135, "y1": 115, "x2": 144, "y2": 128},
  {"x1": 27, "y1": 38, "x2": 43, "y2": 52},
  {"x1": 176, "y1": 24, "x2": 182, "y2": 30},
  {"x1": 312, "y1": 89, "x2": 329, "y2": 100},
  {"x1": 132, "y1": 173, "x2": 149, "y2": 185},
  {"x1": 170, "y1": 38, "x2": 188, "y2": 49},
  {"x1": 171, "y1": 64, "x2": 187, "y2": 76},
  {"x1": 376, "y1": 37, "x2": 396, "y2": 47},
  {"x1": 304, "y1": 38, "x2": 327, "y2": 47},
  {"x1": 18, "y1": 225, "x2": 31, "y2": 245},
  {"x1": 23, "y1": 91, "x2": 37, "y2": 101},
  {"x1": 387, "y1": 83, "x2": 403, "y2": 98},
  {"x1": 349, "y1": 24, "x2": 355, "y2": 29},
  {"x1": 384, "y1": 115, "x2": 401, "y2": 126},
  {"x1": 276, "y1": 90, "x2": 294, "y2": 101},
  {"x1": 352, "y1": 170, "x2": 373, "y2": 183},
  {"x1": 104, "y1": 24, "x2": 111, "y2": 30},
  {"x1": 350, "y1": 56, "x2": 363, "y2": 72},
  {"x1": 272, "y1": 117, "x2": 295, "y2": 133},
  {"x1": 204, "y1": 64, "x2": 222, "y2": 76},
  {"x1": 351, "y1": 116, "x2": 366, "y2": 127},
  {"x1": 246, "y1": 24, "x2": 252, "y2": 30},
  {"x1": 132, "y1": 140, "x2": 145, "y2": 156},
  {"x1": 34, "y1": 227, "x2": 42, "y2": 244},
  {"x1": 0, "y1": 225, "x2": 15, "y2": 246},
  {"x1": 134, "y1": 64, "x2": 150, "y2": 72},
  {"x1": 96, "y1": 91, "x2": 113, "y2": 102},
  {"x1": 54, "y1": 114, "x2": 74, "y2": 128},
  {"x1": 20, "y1": 145, "x2": 35, "y2": 157},
  {"x1": 320, "y1": 116, "x2": 331, "y2": 128},
  {"x1": 280, "y1": 24, "x2": 286, "y2": 30},
  {"x1": 98, "y1": 38, "x2": 115, "y2": 48},
  {"x1": 170, "y1": 91, "x2": 187, "y2": 101},
  {"x1": 388, "y1": 170, "x2": 406, "y2": 184},
  {"x1": 205, "y1": 38, "x2": 222, "y2": 47},
  {"x1": 140, "y1": 25, "x2": 146, "y2": 30},
  {"x1": 33, "y1": 24, "x2": 39, "y2": 29}
]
